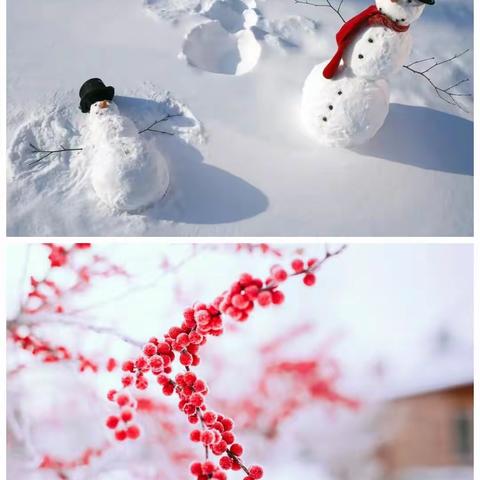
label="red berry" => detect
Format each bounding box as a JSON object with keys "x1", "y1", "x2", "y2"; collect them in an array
[
  {"x1": 303, "y1": 273, "x2": 316, "y2": 286},
  {"x1": 117, "y1": 394, "x2": 129, "y2": 407},
  {"x1": 257, "y1": 291, "x2": 272, "y2": 307},
  {"x1": 107, "y1": 389, "x2": 117, "y2": 401},
  {"x1": 122, "y1": 360, "x2": 134, "y2": 372},
  {"x1": 271, "y1": 290, "x2": 285, "y2": 305},
  {"x1": 180, "y1": 351, "x2": 193, "y2": 366},
  {"x1": 143, "y1": 343, "x2": 157, "y2": 356},
  {"x1": 222, "y1": 431, "x2": 235, "y2": 444},
  {"x1": 221, "y1": 418, "x2": 234, "y2": 431},
  {"x1": 162, "y1": 383, "x2": 175, "y2": 396},
  {"x1": 106, "y1": 416, "x2": 119, "y2": 429},
  {"x1": 190, "y1": 392, "x2": 204, "y2": 407},
  {"x1": 121, "y1": 410, "x2": 133, "y2": 422},
  {"x1": 106, "y1": 357, "x2": 117, "y2": 372},
  {"x1": 149, "y1": 355, "x2": 164, "y2": 370},
  {"x1": 115, "y1": 430, "x2": 127, "y2": 441},
  {"x1": 219, "y1": 456, "x2": 233, "y2": 470},
  {"x1": 211, "y1": 440, "x2": 228, "y2": 455},
  {"x1": 157, "y1": 342, "x2": 171, "y2": 354},
  {"x1": 230, "y1": 443, "x2": 243, "y2": 456},
  {"x1": 203, "y1": 411, "x2": 217, "y2": 426},
  {"x1": 201, "y1": 430, "x2": 214, "y2": 445},
  {"x1": 271, "y1": 266, "x2": 288, "y2": 282},
  {"x1": 184, "y1": 371, "x2": 197, "y2": 385},
  {"x1": 202, "y1": 461, "x2": 216, "y2": 474},
  {"x1": 191, "y1": 462, "x2": 203, "y2": 475},
  {"x1": 249, "y1": 465, "x2": 264, "y2": 479},
  {"x1": 190, "y1": 429, "x2": 202, "y2": 442},
  {"x1": 126, "y1": 424, "x2": 140, "y2": 439},
  {"x1": 291, "y1": 259, "x2": 304, "y2": 273},
  {"x1": 176, "y1": 332, "x2": 190, "y2": 347}
]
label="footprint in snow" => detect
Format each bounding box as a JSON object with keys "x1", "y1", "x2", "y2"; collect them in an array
[{"x1": 182, "y1": 0, "x2": 262, "y2": 75}]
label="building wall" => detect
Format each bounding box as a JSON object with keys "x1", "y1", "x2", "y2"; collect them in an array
[{"x1": 379, "y1": 385, "x2": 473, "y2": 477}]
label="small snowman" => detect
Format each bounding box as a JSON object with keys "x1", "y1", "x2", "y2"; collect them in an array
[
  {"x1": 79, "y1": 78, "x2": 170, "y2": 212},
  {"x1": 301, "y1": 0, "x2": 434, "y2": 147}
]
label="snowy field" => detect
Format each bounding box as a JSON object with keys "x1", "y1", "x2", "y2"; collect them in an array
[{"x1": 6, "y1": 0, "x2": 473, "y2": 236}]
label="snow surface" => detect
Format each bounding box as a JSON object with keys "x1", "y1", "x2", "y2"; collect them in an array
[{"x1": 7, "y1": 0, "x2": 473, "y2": 236}]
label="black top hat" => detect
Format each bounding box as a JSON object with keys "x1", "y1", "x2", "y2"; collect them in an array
[
  {"x1": 418, "y1": 0, "x2": 435, "y2": 5},
  {"x1": 79, "y1": 78, "x2": 115, "y2": 113}
]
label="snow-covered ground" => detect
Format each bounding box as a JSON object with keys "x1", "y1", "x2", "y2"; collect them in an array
[{"x1": 7, "y1": 0, "x2": 473, "y2": 236}]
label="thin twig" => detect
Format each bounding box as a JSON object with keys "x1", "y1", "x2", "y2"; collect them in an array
[
  {"x1": 28, "y1": 143, "x2": 83, "y2": 167},
  {"x1": 294, "y1": 0, "x2": 346, "y2": 23},
  {"x1": 138, "y1": 113, "x2": 184, "y2": 135},
  {"x1": 9, "y1": 315, "x2": 143, "y2": 348},
  {"x1": 403, "y1": 49, "x2": 471, "y2": 112}
]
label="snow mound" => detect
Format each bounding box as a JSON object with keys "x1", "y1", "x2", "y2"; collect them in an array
[
  {"x1": 183, "y1": 20, "x2": 261, "y2": 75},
  {"x1": 142, "y1": 0, "x2": 205, "y2": 20}
]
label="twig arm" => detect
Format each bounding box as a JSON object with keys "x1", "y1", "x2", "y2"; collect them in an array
[{"x1": 403, "y1": 50, "x2": 471, "y2": 112}]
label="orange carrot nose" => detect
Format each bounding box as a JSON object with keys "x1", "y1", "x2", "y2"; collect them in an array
[{"x1": 99, "y1": 100, "x2": 110, "y2": 109}]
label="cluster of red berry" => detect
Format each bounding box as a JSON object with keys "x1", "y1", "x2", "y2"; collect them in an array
[
  {"x1": 39, "y1": 446, "x2": 108, "y2": 471},
  {"x1": 44, "y1": 243, "x2": 91, "y2": 268},
  {"x1": 10, "y1": 327, "x2": 100, "y2": 372},
  {"x1": 106, "y1": 250, "x2": 346, "y2": 479}
]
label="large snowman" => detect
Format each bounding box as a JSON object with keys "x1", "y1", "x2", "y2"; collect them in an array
[
  {"x1": 79, "y1": 78, "x2": 169, "y2": 212},
  {"x1": 301, "y1": 0, "x2": 435, "y2": 147}
]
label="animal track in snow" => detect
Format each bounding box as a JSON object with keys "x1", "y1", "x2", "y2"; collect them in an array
[{"x1": 182, "y1": 0, "x2": 262, "y2": 75}]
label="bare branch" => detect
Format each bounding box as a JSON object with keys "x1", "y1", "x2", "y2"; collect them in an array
[
  {"x1": 28, "y1": 143, "x2": 83, "y2": 167},
  {"x1": 9, "y1": 315, "x2": 143, "y2": 348},
  {"x1": 294, "y1": 0, "x2": 346, "y2": 23},
  {"x1": 138, "y1": 113, "x2": 184, "y2": 135},
  {"x1": 403, "y1": 49, "x2": 472, "y2": 112}
]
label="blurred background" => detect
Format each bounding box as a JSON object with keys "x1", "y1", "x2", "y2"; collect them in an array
[{"x1": 6, "y1": 243, "x2": 473, "y2": 480}]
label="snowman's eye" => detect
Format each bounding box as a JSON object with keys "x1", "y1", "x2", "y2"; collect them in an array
[
  {"x1": 338, "y1": 91, "x2": 342, "y2": 95},
  {"x1": 368, "y1": 38, "x2": 374, "y2": 43},
  {"x1": 328, "y1": 105, "x2": 333, "y2": 110}
]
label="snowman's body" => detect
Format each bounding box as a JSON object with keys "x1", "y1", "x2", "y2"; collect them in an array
[
  {"x1": 302, "y1": 62, "x2": 390, "y2": 147},
  {"x1": 302, "y1": 0, "x2": 428, "y2": 147},
  {"x1": 343, "y1": 25, "x2": 412, "y2": 80},
  {"x1": 85, "y1": 101, "x2": 169, "y2": 212}
]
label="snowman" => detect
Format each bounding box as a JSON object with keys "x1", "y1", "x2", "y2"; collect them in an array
[
  {"x1": 79, "y1": 78, "x2": 170, "y2": 212},
  {"x1": 301, "y1": 0, "x2": 435, "y2": 147}
]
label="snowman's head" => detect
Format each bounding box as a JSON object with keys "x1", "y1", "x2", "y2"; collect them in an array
[
  {"x1": 89, "y1": 100, "x2": 120, "y2": 117},
  {"x1": 375, "y1": 0, "x2": 433, "y2": 26}
]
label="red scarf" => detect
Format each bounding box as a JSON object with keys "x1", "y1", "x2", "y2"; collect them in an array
[{"x1": 323, "y1": 5, "x2": 410, "y2": 79}]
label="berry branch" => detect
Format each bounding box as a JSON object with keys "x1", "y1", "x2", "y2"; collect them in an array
[
  {"x1": 105, "y1": 245, "x2": 346, "y2": 479},
  {"x1": 403, "y1": 50, "x2": 472, "y2": 112}
]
